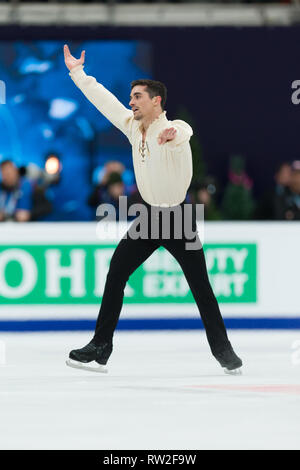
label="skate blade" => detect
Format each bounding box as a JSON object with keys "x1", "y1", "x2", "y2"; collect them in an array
[
  {"x1": 223, "y1": 367, "x2": 242, "y2": 376},
  {"x1": 66, "y1": 359, "x2": 108, "y2": 373}
]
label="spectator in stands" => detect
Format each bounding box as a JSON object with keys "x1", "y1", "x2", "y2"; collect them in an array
[
  {"x1": 189, "y1": 179, "x2": 221, "y2": 220},
  {"x1": 221, "y1": 155, "x2": 255, "y2": 220},
  {"x1": 273, "y1": 161, "x2": 300, "y2": 220},
  {"x1": 17, "y1": 163, "x2": 54, "y2": 221},
  {"x1": 30, "y1": 183, "x2": 54, "y2": 221},
  {"x1": 99, "y1": 161, "x2": 125, "y2": 185},
  {"x1": 255, "y1": 161, "x2": 292, "y2": 220},
  {"x1": 0, "y1": 159, "x2": 33, "y2": 222},
  {"x1": 272, "y1": 161, "x2": 293, "y2": 220},
  {"x1": 88, "y1": 170, "x2": 127, "y2": 220},
  {"x1": 89, "y1": 161, "x2": 124, "y2": 207}
]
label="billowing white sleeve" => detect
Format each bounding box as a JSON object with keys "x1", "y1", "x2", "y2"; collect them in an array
[
  {"x1": 165, "y1": 120, "x2": 193, "y2": 150},
  {"x1": 69, "y1": 64, "x2": 134, "y2": 139}
]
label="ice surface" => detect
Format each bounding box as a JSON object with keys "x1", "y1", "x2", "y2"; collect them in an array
[{"x1": 0, "y1": 330, "x2": 300, "y2": 450}]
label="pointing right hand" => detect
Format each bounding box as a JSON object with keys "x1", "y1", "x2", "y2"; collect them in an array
[{"x1": 63, "y1": 44, "x2": 85, "y2": 71}]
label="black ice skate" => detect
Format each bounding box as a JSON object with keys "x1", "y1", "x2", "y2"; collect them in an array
[
  {"x1": 66, "y1": 339, "x2": 112, "y2": 373},
  {"x1": 214, "y1": 344, "x2": 243, "y2": 375}
]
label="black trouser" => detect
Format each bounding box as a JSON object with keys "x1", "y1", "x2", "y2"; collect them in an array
[{"x1": 93, "y1": 200, "x2": 230, "y2": 357}]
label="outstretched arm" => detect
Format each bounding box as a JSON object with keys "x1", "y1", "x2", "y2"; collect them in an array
[
  {"x1": 157, "y1": 121, "x2": 193, "y2": 149},
  {"x1": 64, "y1": 45, "x2": 133, "y2": 138}
]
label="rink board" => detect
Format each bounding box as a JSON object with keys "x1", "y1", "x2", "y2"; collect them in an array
[{"x1": 0, "y1": 221, "x2": 299, "y2": 329}]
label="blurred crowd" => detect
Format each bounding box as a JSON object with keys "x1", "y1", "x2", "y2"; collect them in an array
[
  {"x1": 1, "y1": 155, "x2": 300, "y2": 223},
  {"x1": 188, "y1": 157, "x2": 300, "y2": 222}
]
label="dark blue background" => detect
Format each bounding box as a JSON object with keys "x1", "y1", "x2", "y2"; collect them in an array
[{"x1": 0, "y1": 39, "x2": 152, "y2": 220}]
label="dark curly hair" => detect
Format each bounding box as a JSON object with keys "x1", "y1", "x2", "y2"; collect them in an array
[{"x1": 131, "y1": 79, "x2": 167, "y2": 110}]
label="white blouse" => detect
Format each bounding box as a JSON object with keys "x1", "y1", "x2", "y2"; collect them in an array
[{"x1": 69, "y1": 64, "x2": 193, "y2": 207}]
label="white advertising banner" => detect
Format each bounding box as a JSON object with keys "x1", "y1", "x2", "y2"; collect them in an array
[{"x1": 0, "y1": 221, "x2": 299, "y2": 326}]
